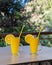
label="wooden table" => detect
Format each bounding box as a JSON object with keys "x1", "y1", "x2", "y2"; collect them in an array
[{"x1": 0, "y1": 46, "x2": 52, "y2": 65}]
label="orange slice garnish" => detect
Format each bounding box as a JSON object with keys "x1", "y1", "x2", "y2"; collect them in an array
[
  {"x1": 5, "y1": 34, "x2": 15, "y2": 44},
  {"x1": 25, "y1": 34, "x2": 34, "y2": 44}
]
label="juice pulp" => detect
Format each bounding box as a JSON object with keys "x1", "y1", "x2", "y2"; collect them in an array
[
  {"x1": 11, "y1": 37, "x2": 20, "y2": 55},
  {"x1": 30, "y1": 38, "x2": 39, "y2": 54}
]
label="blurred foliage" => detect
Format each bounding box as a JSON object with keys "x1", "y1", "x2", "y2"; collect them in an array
[
  {"x1": 21, "y1": 0, "x2": 52, "y2": 47},
  {"x1": 0, "y1": 38, "x2": 6, "y2": 47},
  {"x1": 0, "y1": 0, "x2": 52, "y2": 47},
  {"x1": 0, "y1": 0, "x2": 24, "y2": 27},
  {"x1": 39, "y1": 35, "x2": 52, "y2": 47}
]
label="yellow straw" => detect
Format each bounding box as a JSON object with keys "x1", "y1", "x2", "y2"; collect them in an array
[
  {"x1": 19, "y1": 25, "x2": 25, "y2": 37},
  {"x1": 37, "y1": 25, "x2": 43, "y2": 38}
]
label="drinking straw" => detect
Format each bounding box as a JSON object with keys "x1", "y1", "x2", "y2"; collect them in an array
[
  {"x1": 37, "y1": 25, "x2": 43, "y2": 38},
  {"x1": 19, "y1": 25, "x2": 25, "y2": 37}
]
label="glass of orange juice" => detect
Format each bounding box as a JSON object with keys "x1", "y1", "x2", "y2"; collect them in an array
[
  {"x1": 5, "y1": 34, "x2": 20, "y2": 55},
  {"x1": 11, "y1": 37, "x2": 20, "y2": 55},
  {"x1": 25, "y1": 34, "x2": 39, "y2": 54},
  {"x1": 30, "y1": 37, "x2": 39, "y2": 54}
]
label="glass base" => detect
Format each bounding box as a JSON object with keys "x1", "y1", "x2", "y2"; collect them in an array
[{"x1": 30, "y1": 52, "x2": 38, "y2": 55}]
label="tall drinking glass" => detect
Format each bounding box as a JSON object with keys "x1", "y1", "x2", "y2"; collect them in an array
[
  {"x1": 25, "y1": 34, "x2": 39, "y2": 54},
  {"x1": 30, "y1": 37, "x2": 39, "y2": 54},
  {"x1": 11, "y1": 37, "x2": 20, "y2": 55}
]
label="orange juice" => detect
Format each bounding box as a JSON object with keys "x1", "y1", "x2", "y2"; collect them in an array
[
  {"x1": 30, "y1": 37, "x2": 39, "y2": 54},
  {"x1": 25, "y1": 34, "x2": 39, "y2": 54},
  {"x1": 11, "y1": 37, "x2": 20, "y2": 55}
]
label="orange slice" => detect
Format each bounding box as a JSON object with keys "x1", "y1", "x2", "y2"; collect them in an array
[
  {"x1": 5, "y1": 34, "x2": 15, "y2": 44},
  {"x1": 25, "y1": 34, "x2": 34, "y2": 44}
]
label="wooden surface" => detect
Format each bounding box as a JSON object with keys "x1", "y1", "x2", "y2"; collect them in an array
[
  {"x1": 0, "y1": 32, "x2": 52, "y2": 37},
  {"x1": 0, "y1": 46, "x2": 52, "y2": 65}
]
